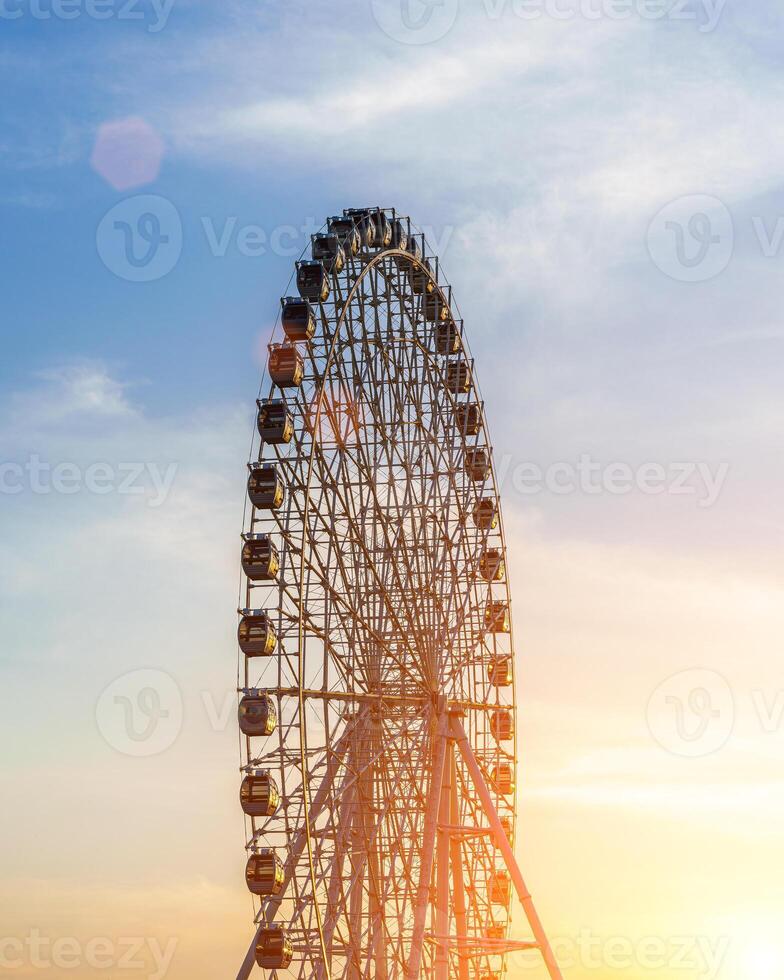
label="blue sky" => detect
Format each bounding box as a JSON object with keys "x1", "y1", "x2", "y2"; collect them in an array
[{"x1": 3, "y1": 1, "x2": 784, "y2": 978}]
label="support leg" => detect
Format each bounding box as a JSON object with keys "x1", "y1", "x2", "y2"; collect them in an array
[
  {"x1": 449, "y1": 749, "x2": 471, "y2": 980},
  {"x1": 435, "y1": 741, "x2": 452, "y2": 980},
  {"x1": 348, "y1": 792, "x2": 367, "y2": 980},
  {"x1": 405, "y1": 712, "x2": 449, "y2": 980},
  {"x1": 450, "y1": 716, "x2": 563, "y2": 980}
]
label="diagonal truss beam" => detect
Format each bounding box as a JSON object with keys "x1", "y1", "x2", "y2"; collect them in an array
[{"x1": 449, "y1": 715, "x2": 563, "y2": 980}]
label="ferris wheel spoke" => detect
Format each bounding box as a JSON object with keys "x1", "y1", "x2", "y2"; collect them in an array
[
  {"x1": 273, "y1": 456, "x2": 426, "y2": 696},
  {"x1": 305, "y1": 434, "x2": 431, "y2": 693},
  {"x1": 319, "y1": 339, "x2": 437, "y2": 679}
]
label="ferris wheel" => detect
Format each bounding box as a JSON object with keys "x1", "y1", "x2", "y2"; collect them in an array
[{"x1": 234, "y1": 207, "x2": 561, "y2": 980}]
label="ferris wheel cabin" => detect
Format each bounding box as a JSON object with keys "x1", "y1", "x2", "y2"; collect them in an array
[
  {"x1": 491, "y1": 708, "x2": 515, "y2": 742},
  {"x1": 435, "y1": 320, "x2": 461, "y2": 355},
  {"x1": 327, "y1": 216, "x2": 361, "y2": 255},
  {"x1": 241, "y1": 534, "x2": 280, "y2": 581},
  {"x1": 344, "y1": 207, "x2": 392, "y2": 249},
  {"x1": 473, "y1": 498, "x2": 498, "y2": 529},
  {"x1": 268, "y1": 344, "x2": 304, "y2": 389},
  {"x1": 257, "y1": 399, "x2": 294, "y2": 445},
  {"x1": 492, "y1": 762, "x2": 515, "y2": 796},
  {"x1": 245, "y1": 849, "x2": 285, "y2": 897},
  {"x1": 489, "y1": 657, "x2": 513, "y2": 687},
  {"x1": 489, "y1": 871, "x2": 512, "y2": 906},
  {"x1": 311, "y1": 233, "x2": 345, "y2": 273},
  {"x1": 255, "y1": 926, "x2": 293, "y2": 971},
  {"x1": 499, "y1": 814, "x2": 514, "y2": 842},
  {"x1": 424, "y1": 292, "x2": 449, "y2": 322},
  {"x1": 479, "y1": 547, "x2": 505, "y2": 581},
  {"x1": 456, "y1": 402, "x2": 481, "y2": 436},
  {"x1": 240, "y1": 771, "x2": 281, "y2": 817},
  {"x1": 408, "y1": 256, "x2": 435, "y2": 295},
  {"x1": 447, "y1": 360, "x2": 471, "y2": 395},
  {"x1": 485, "y1": 600, "x2": 511, "y2": 633},
  {"x1": 238, "y1": 693, "x2": 278, "y2": 737},
  {"x1": 247, "y1": 463, "x2": 284, "y2": 511},
  {"x1": 281, "y1": 297, "x2": 316, "y2": 342},
  {"x1": 465, "y1": 447, "x2": 491, "y2": 482},
  {"x1": 389, "y1": 216, "x2": 408, "y2": 251},
  {"x1": 238, "y1": 612, "x2": 277, "y2": 657},
  {"x1": 394, "y1": 232, "x2": 422, "y2": 269},
  {"x1": 343, "y1": 208, "x2": 375, "y2": 248},
  {"x1": 296, "y1": 259, "x2": 330, "y2": 302}
]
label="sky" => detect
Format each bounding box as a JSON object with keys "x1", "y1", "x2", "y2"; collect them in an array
[{"x1": 2, "y1": 0, "x2": 784, "y2": 978}]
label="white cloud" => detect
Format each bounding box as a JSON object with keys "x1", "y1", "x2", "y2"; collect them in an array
[
  {"x1": 37, "y1": 362, "x2": 136, "y2": 416},
  {"x1": 5, "y1": 361, "x2": 137, "y2": 430}
]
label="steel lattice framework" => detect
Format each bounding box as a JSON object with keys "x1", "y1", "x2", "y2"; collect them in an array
[{"x1": 234, "y1": 208, "x2": 561, "y2": 980}]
